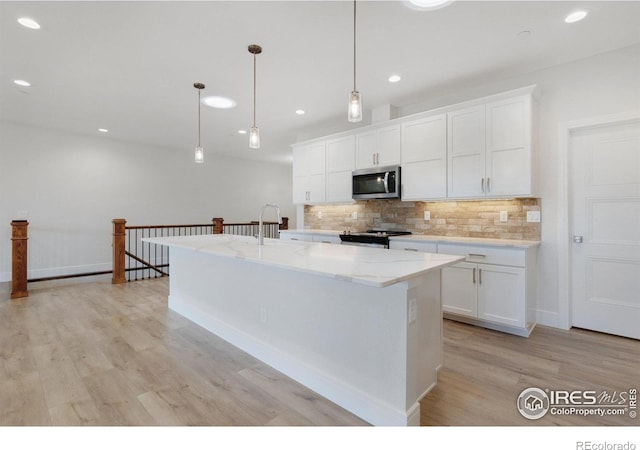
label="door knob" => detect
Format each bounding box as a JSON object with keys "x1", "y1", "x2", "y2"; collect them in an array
[{"x1": 573, "y1": 236, "x2": 583, "y2": 243}]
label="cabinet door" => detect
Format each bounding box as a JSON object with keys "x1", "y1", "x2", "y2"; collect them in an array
[
  {"x1": 447, "y1": 105, "x2": 486, "y2": 198},
  {"x1": 327, "y1": 135, "x2": 355, "y2": 172},
  {"x1": 355, "y1": 130, "x2": 378, "y2": 169},
  {"x1": 293, "y1": 142, "x2": 326, "y2": 177},
  {"x1": 376, "y1": 125, "x2": 401, "y2": 167},
  {"x1": 477, "y1": 264, "x2": 525, "y2": 328},
  {"x1": 486, "y1": 96, "x2": 532, "y2": 197},
  {"x1": 441, "y1": 262, "x2": 478, "y2": 317},
  {"x1": 306, "y1": 173, "x2": 326, "y2": 203},
  {"x1": 326, "y1": 170, "x2": 352, "y2": 203},
  {"x1": 401, "y1": 115, "x2": 447, "y2": 200},
  {"x1": 292, "y1": 175, "x2": 307, "y2": 204}
]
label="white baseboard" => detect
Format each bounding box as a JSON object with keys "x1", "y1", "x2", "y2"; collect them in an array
[
  {"x1": 536, "y1": 309, "x2": 563, "y2": 329},
  {"x1": 0, "y1": 272, "x2": 9, "y2": 283}
]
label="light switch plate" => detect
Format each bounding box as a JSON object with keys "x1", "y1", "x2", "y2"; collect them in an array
[
  {"x1": 424, "y1": 211, "x2": 430, "y2": 221},
  {"x1": 527, "y1": 211, "x2": 541, "y2": 223},
  {"x1": 408, "y1": 298, "x2": 417, "y2": 324},
  {"x1": 351, "y1": 211, "x2": 357, "y2": 220},
  {"x1": 499, "y1": 211, "x2": 508, "y2": 223},
  {"x1": 317, "y1": 211, "x2": 323, "y2": 219}
]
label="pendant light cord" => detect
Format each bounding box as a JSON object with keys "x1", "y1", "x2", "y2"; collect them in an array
[
  {"x1": 253, "y1": 53, "x2": 257, "y2": 127},
  {"x1": 353, "y1": 0, "x2": 357, "y2": 92},
  {"x1": 197, "y1": 88, "x2": 201, "y2": 147}
]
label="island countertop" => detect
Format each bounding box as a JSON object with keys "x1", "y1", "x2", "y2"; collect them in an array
[{"x1": 143, "y1": 234, "x2": 463, "y2": 288}]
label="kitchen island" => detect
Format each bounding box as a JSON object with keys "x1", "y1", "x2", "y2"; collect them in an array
[{"x1": 143, "y1": 234, "x2": 463, "y2": 426}]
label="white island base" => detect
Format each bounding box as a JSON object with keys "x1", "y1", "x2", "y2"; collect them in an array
[{"x1": 146, "y1": 235, "x2": 462, "y2": 426}]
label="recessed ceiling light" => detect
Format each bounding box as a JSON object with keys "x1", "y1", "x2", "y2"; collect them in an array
[
  {"x1": 18, "y1": 17, "x2": 40, "y2": 29},
  {"x1": 201, "y1": 96, "x2": 236, "y2": 109},
  {"x1": 98, "y1": 128, "x2": 109, "y2": 133},
  {"x1": 565, "y1": 10, "x2": 588, "y2": 23},
  {"x1": 295, "y1": 109, "x2": 305, "y2": 115},
  {"x1": 238, "y1": 130, "x2": 247, "y2": 135},
  {"x1": 388, "y1": 74, "x2": 401, "y2": 83},
  {"x1": 403, "y1": 0, "x2": 454, "y2": 11},
  {"x1": 13, "y1": 79, "x2": 31, "y2": 87},
  {"x1": 517, "y1": 30, "x2": 532, "y2": 39}
]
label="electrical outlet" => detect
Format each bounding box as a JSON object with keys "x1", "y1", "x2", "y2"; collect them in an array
[
  {"x1": 408, "y1": 298, "x2": 417, "y2": 324},
  {"x1": 527, "y1": 211, "x2": 541, "y2": 223},
  {"x1": 351, "y1": 211, "x2": 358, "y2": 220},
  {"x1": 423, "y1": 211, "x2": 430, "y2": 221},
  {"x1": 499, "y1": 211, "x2": 508, "y2": 223},
  {"x1": 260, "y1": 307, "x2": 267, "y2": 324},
  {"x1": 317, "y1": 211, "x2": 323, "y2": 219}
]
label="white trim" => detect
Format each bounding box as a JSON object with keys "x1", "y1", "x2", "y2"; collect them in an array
[
  {"x1": 557, "y1": 111, "x2": 640, "y2": 331},
  {"x1": 536, "y1": 308, "x2": 559, "y2": 328}
]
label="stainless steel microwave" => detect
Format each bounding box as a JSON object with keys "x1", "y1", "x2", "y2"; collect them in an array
[{"x1": 352, "y1": 165, "x2": 401, "y2": 200}]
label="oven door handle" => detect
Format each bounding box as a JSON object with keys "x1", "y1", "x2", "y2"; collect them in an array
[{"x1": 383, "y1": 172, "x2": 390, "y2": 193}]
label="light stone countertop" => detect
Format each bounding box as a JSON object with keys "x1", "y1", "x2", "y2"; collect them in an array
[
  {"x1": 280, "y1": 229, "x2": 540, "y2": 248},
  {"x1": 144, "y1": 234, "x2": 463, "y2": 288}
]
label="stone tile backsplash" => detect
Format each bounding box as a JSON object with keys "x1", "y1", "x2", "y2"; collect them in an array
[{"x1": 304, "y1": 198, "x2": 541, "y2": 241}]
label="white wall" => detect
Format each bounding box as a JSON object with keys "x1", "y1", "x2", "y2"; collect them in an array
[
  {"x1": 0, "y1": 122, "x2": 295, "y2": 282},
  {"x1": 297, "y1": 44, "x2": 640, "y2": 328}
]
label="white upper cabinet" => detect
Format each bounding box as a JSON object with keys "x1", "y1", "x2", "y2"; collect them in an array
[
  {"x1": 326, "y1": 135, "x2": 355, "y2": 203},
  {"x1": 447, "y1": 105, "x2": 486, "y2": 198},
  {"x1": 356, "y1": 124, "x2": 401, "y2": 169},
  {"x1": 292, "y1": 142, "x2": 326, "y2": 204},
  {"x1": 401, "y1": 114, "x2": 447, "y2": 200},
  {"x1": 447, "y1": 93, "x2": 534, "y2": 199},
  {"x1": 485, "y1": 95, "x2": 532, "y2": 197},
  {"x1": 292, "y1": 86, "x2": 537, "y2": 204}
]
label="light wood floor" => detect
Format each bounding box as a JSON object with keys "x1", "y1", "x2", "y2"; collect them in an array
[{"x1": 0, "y1": 278, "x2": 637, "y2": 426}]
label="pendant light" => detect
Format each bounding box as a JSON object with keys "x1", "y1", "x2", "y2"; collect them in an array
[
  {"x1": 248, "y1": 44, "x2": 262, "y2": 149},
  {"x1": 348, "y1": 0, "x2": 362, "y2": 122},
  {"x1": 193, "y1": 82, "x2": 205, "y2": 163}
]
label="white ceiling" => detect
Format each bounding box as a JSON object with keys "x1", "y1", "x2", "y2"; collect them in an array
[{"x1": 2, "y1": 1, "x2": 640, "y2": 164}]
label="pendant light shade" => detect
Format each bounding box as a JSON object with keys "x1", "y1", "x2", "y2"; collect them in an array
[
  {"x1": 348, "y1": 90, "x2": 362, "y2": 122},
  {"x1": 348, "y1": 0, "x2": 362, "y2": 123},
  {"x1": 248, "y1": 44, "x2": 262, "y2": 149},
  {"x1": 193, "y1": 82, "x2": 205, "y2": 163}
]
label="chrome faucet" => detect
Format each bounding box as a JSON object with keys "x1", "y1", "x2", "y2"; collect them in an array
[{"x1": 258, "y1": 203, "x2": 282, "y2": 246}]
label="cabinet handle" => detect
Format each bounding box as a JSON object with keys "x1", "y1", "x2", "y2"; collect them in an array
[
  {"x1": 487, "y1": 177, "x2": 491, "y2": 193},
  {"x1": 472, "y1": 267, "x2": 476, "y2": 284},
  {"x1": 291, "y1": 238, "x2": 299, "y2": 241},
  {"x1": 320, "y1": 240, "x2": 332, "y2": 244},
  {"x1": 481, "y1": 178, "x2": 485, "y2": 193},
  {"x1": 404, "y1": 248, "x2": 419, "y2": 252},
  {"x1": 373, "y1": 153, "x2": 376, "y2": 166},
  {"x1": 479, "y1": 268, "x2": 482, "y2": 284},
  {"x1": 468, "y1": 253, "x2": 486, "y2": 258}
]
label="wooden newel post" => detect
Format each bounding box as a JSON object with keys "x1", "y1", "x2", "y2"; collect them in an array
[
  {"x1": 212, "y1": 218, "x2": 224, "y2": 234},
  {"x1": 112, "y1": 219, "x2": 127, "y2": 284},
  {"x1": 279, "y1": 217, "x2": 289, "y2": 231},
  {"x1": 10, "y1": 220, "x2": 29, "y2": 299}
]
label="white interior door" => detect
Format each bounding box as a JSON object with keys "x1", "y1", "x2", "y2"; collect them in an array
[{"x1": 570, "y1": 119, "x2": 640, "y2": 339}]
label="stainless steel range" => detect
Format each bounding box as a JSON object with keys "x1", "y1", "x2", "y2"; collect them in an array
[{"x1": 339, "y1": 230, "x2": 412, "y2": 249}]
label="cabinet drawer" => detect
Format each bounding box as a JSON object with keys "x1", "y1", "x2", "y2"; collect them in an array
[
  {"x1": 438, "y1": 243, "x2": 525, "y2": 267},
  {"x1": 312, "y1": 234, "x2": 341, "y2": 244},
  {"x1": 389, "y1": 240, "x2": 437, "y2": 253},
  {"x1": 279, "y1": 232, "x2": 313, "y2": 243}
]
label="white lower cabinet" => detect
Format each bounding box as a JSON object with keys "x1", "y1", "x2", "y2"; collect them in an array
[
  {"x1": 391, "y1": 238, "x2": 537, "y2": 337},
  {"x1": 279, "y1": 231, "x2": 340, "y2": 244},
  {"x1": 439, "y1": 243, "x2": 535, "y2": 337}
]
